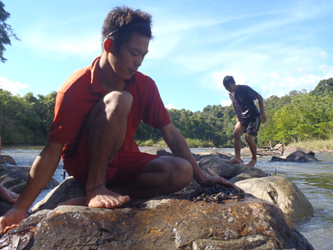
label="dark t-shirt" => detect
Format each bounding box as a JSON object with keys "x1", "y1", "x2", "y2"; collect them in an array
[{"x1": 229, "y1": 85, "x2": 259, "y2": 125}]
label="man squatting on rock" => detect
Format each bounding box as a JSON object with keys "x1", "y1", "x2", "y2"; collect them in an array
[
  {"x1": 0, "y1": 6, "x2": 243, "y2": 234},
  {"x1": 223, "y1": 76, "x2": 266, "y2": 167}
]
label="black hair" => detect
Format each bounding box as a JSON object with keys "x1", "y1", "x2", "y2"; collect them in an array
[
  {"x1": 101, "y1": 6, "x2": 153, "y2": 51},
  {"x1": 223, "y1": 75, "x2": 235, "y2": 88}
]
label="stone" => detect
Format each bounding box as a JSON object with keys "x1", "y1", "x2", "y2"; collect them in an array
[
  {"x1": 192, "y1": 149, "x2": 232, "y2": 161},
  {"x1": 235, "y1": 175, "x2": 314, "y2": 222},
  {"x1": 240, "y1": 147, "x2": 252, "y2": 156},
  {"x1": 270, "y1": 156, "x2": 286, "y2": 162},
  {"x1": 141, "y1": 147, "x2": 173, "y2": 156},
  {"x1": 229, "y1": 172, "x2": 253, "y2": 183},
  {"x1": 1, "y1": 197, "x2": 314, "y2": 249},
  {"x1": 286, "y1": 151, "x2": 319, "y2": 162},
  {"x1": 198, "y1": 156, "x2": 269, "y2": 180},
  {"x1": 283, "y1": 146, "x2": 315, "y2": 156},
  {"x1": 0, "y1": 166, "x2": 59, "y2": 194},
  {"x1": 0, "y1": 155, "x2": 17, "y2": 166},
  {"x1": 0, "y1": 166, "x2": 59, "y2": 216},
  {"x1": 32, "y1": 177, "x2": 86, "y2": 212}
]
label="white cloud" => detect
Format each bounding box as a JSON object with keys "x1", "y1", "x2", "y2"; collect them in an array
[
  {"x1": 19, "y1": 18, "x2": 101, "y2": 60},
  {"x1": 165, "y1": 103, "x2": 177, "y2": 110},
  {"x1": 221, "y1": 99, "x2": 232, "y2": 107},
  {"x1": 0, "y1": 77, "x2": 29, "y2": 95}
]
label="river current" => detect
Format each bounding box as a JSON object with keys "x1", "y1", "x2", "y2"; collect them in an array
[{"x1": 2, "y1": 145, "x2": 333, "y2": 250}]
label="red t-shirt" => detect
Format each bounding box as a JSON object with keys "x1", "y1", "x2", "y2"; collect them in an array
[{"x1": 48, "y1": 56, "x2": 171, "y2": 153}]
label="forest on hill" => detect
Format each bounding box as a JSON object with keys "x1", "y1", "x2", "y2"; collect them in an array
[{"x1": 1, "y1": 78, "x2": 333, "y2": 148}]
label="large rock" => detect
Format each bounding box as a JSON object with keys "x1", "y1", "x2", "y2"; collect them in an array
[
  {"x1": 286, "y1": 151, "x2": 319, "y2": 162},
  {"x1": 141, "y1": 147, "x2": 173, "y2": 156},
  {"x1": 192, "y1": 149, "x2": 232, "y2": 161},
  {"x1": 1, "y1": 197, "x2": 313, "y2": 249},
  {"x1": 32, "y1": 177, "x2": 85, "y2": 212},
  {"x1": 0, "y1": 166, "x2": 59, "y2": 216},
  {"x1": 0, "y1": 166, "x2": 59, "y2": 194},
  {"x1": 270, "y1": 150, "x2": 318, "y2": 162},
  {"x1": 235, "y1": 176, "x2": 314, "y2": 222},
  {"x1": 0, "y1": 155, "x2": 17, "y2": 166},
  {"x1": 283, "y1": 146, "x2": 315, "y2": 156},
  {"x1": 198, "y1": 156, "x2": 269, "y2": 180}
]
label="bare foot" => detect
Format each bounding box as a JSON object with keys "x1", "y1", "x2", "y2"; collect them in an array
[
  {"x1": 246, "y1": 159, "x2": 257, "y2": 167},
  {"x1": 59, "y1": 187, "x2": 130, "y2": 209},
  {"x1": 226, "y1": 157, "x2": 242, "y2": 164},
  {"x1": 0, "y1": 185, "x2": 19, "y2": 203}
]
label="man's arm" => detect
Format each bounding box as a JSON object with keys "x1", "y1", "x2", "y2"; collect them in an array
[
  {"x1": 257, "y1": 94, "x2": 266, "y2": 123},
  {"x1": 0, "y1": 140, "x2": 64, "y2": 234},
  {"x1": 159, "y1": 123, "x2": 243, "y2": 191}
]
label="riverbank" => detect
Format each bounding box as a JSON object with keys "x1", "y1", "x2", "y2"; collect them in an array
[
  {"x1": 136, "y1": 137, "x2": 333, "y2": 152},
  {"x1": 136, "y1": 138, "x2": 215, "y2": 148},
  {"x1": 288, "y1": 138, "x2": 333, "y2": 152}
]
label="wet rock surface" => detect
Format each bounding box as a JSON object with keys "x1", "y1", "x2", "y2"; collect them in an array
[{"x1": 2, "y1": 198, "x2": 313, "y2": 250}]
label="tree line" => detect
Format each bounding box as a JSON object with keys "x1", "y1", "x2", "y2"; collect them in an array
[{"x1": 1, "y1": 78, "x2": 333, "y2": 148}]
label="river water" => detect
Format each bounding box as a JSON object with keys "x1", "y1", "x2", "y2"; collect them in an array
[{"x1": 1, "y1": 145, "x2": 333, "y2": 250}]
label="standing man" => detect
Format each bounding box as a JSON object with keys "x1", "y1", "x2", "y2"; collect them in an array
[
  {"x1": 223, "y1": 76, "x2": 266, "y2": 167},
  {"x1": 0, "y1": 7, "x2": 242, "y2": 234}
]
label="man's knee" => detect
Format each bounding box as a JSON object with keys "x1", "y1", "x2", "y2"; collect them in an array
[
  {"x1": 178, "y1": 158, "x2": 193, "y2": 177},
  {"x1": 245, "y1": 133, "x2": 253, "y2": 143},
  {"x1": 171, "y1": 158, "x2": 193, "y2": 186},
  {"x1": 104, "y1": 91, "x2": 133, "y2": 119},
  {"x1": 233, "y1": 130, "x2": 242, "y2": 138}
]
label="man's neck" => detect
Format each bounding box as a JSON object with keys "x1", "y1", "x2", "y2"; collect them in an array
[{"x1": 98, "y1": 53, "x2": 127, "y2": 93}]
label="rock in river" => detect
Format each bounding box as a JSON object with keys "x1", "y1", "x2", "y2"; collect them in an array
[
  {"x1": 2, "y1": 196, "x2": 314, "y2": 250},
  {"x1": 235, "y1": 175, "x2": 314, "y2": 222}
]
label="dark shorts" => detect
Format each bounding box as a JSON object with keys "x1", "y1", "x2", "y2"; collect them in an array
[
  {"x1": 243, "y1": 116, "x2": 261, "y2": 136},
  {"x1": 62, "y1": 130, "x2": 160, "y2": 187}
]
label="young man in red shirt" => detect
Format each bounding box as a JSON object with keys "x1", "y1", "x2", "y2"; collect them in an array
[{"x1": 0, "y1": 6, "x2": 242, "y2": 234}]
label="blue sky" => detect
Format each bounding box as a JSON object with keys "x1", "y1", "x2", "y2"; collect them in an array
[{"x1": 1, "y1": 0, "x2": 332, "y2": 111}]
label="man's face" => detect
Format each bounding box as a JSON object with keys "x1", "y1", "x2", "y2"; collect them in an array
[
  {"x1": 225, "y1": 83, "x2": 236, "y2": 93},
  {"x1": 109, "y1": 32, "x2": 149, "y2": 80}
]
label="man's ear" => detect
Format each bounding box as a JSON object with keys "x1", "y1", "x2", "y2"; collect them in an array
[{"x1": 103, "y1": 39, "x2": 113, "y2": 53}]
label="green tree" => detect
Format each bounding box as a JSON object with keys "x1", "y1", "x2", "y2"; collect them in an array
[
  {"x1": 311, "y1": 78, "x2": 333, "y2": 96},
  {"x1": 0, "y1": 1, "x2": 20, "y2": 63}
]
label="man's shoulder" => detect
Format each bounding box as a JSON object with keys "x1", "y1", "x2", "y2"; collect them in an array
[
  {"x1": 59, "y1": 66, "x2": 91, "y2": 93},
  {"x1": 237, "y1": 85, "x2": 258, "y2": 94},
  {"x1": 237, "y1": 84, "x2": 252, "y2": 91},
  {"x1": 135, "y1": 71, "x2": 155, "y2": 84}
]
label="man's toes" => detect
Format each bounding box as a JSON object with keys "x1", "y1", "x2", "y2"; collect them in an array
[{"x1": 119, "y1": 195, "x2": 130, "y2": 204}]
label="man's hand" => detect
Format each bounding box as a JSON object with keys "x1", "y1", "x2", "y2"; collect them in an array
[
  {"x1": 259, "y1": 113, "x2": 266, "y2": 123},
  {"x1": 0, "y1": 208, "x2": 27, "y2": 235},
  {"x1": 198, "y1": 176, "x2": 244, "y2": 193}
]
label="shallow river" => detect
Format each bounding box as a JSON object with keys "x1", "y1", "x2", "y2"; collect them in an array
[{"x1": 2, "y1": 146, "x2": 333, "y2": 250}]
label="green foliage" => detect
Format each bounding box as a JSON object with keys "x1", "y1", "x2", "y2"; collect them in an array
[
  {"x1": 0, "y1": 1, "x2": 20, "y2": 63},
  {"x1": 2, "y1": 77, "x2": 333, "y2": 148},
  {"x1": 0, "y1": 89, "x2": 56, "y2": 144},
  {"x1": 311, "y1": 78, "x2": 333, "y2": 96},
  {"x1": 258, "y1": 82, "x2": 333, "y2": 146}
]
